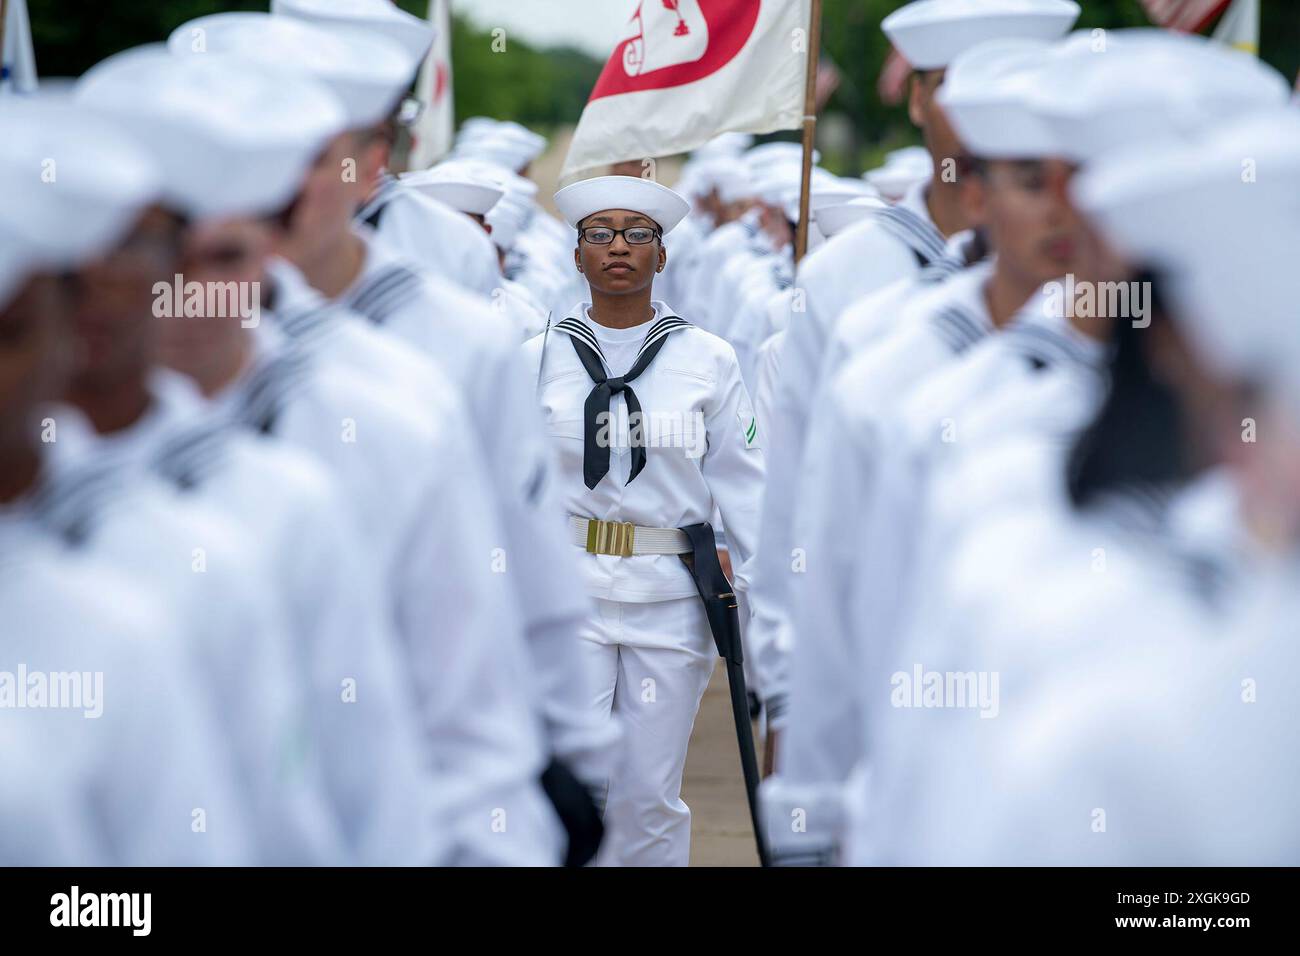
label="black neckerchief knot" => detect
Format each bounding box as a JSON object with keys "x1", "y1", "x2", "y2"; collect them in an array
[{"x1": 552, "y1": 313, "x2": 691, "y2": 489}]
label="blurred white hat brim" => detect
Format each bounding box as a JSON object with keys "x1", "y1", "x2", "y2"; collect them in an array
[
  {"x1": 272, "y1": 0, "x2": 433, "y2": 70},
  {"x1": 883, "y1": 0, "x2": 1080, "y2": 71},
  {"x1": 1073, "y1": 109, "x2": 1300, "y2": 392},
  {"x1": 938, "y1": 38, "x2": 1059, "y2": 158},
  {"x1": 0, "y1": 96, "x2": 160, "y2": 270},
  {"x1": 81, "y1": 44, "x2": 344, "y2": 219},
  {"x1": 169, "y1": 12, "x2": 406, "y2": 131},
  {"x1": 814, "y1": 197, "x2": 887, "y2": 238}
]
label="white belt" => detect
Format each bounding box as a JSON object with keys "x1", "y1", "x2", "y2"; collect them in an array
[{"x1": 569, "y1": 515, "x2": 692, "y2": 557}]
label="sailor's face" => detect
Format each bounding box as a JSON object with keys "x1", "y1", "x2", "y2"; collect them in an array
[
  {"x1": 978, "y1": 158, "x2": 1085, "y2": 284},
  {"x1": 912, "y1": 70, "x2": 960, "y2": 174},
  {"x1": 278, "y1": 132, "x2": 361, "y2": 262},
  {"x1": 159, "y1": 217, "x2": 268, "y2": 381},
  {"x1": 698, "y1": 188, "x2": 723, "y2": 227},
  {"x1": 68, "y1": 206, "x2": 183, "y2": 391},
  {"x1": 575, "y1": 209, "x2": 665, "y2": 296},
  {"x1": 759, "y1": 202, "x2": 793, "y2": 250},
  {"x1": 0, "y1": 274, "x2": 71, "y2": 442}
]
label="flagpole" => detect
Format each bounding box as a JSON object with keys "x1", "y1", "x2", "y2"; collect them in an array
[
  {"x1": 793, "y1": 0, "x2": 823, "y2": 265},
  {"x1": 0, "y1": 0, "x2": 10, "y2": 89}
]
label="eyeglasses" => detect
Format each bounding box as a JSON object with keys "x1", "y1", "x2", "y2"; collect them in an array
[
  {"x1": 395, "y1": 96, "x2": 425, "y2": 128},
  {"x1": 578, "y1": 225, "x2": 661, "y2": 246}
]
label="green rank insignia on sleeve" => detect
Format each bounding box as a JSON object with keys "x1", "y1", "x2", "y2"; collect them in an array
[{"x1": 737, "y1": 405, "x2": 759, "y2": 449}]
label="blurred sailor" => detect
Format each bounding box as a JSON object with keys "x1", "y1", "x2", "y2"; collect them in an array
[
  {"x1": 266, "y1": 0, "x2": 505, "y2": 298},
  {"x1": 744, "y1": 0, "x2": 1082, "y2": 755},
  {"x1": 0, "y1": 123, "x2": 254, "y2": 865}
]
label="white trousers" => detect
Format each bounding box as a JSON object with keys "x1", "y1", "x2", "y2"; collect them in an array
[{"x1": 578, "y1": 597, "x2": 715, "y2": 867}]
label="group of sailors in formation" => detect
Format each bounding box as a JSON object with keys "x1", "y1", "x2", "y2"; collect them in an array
[{"x1": 2, "y1": 0, "x2": 1298, "y2": 866}]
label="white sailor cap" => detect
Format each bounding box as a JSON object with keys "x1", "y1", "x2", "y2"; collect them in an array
[
  {"x1": 751, "y1": 166, "x2": 801, "y2": 208},
  {"x1": 554, "y1": 176, "x2": 691, "y2": 234},
  {"x1": 453, "y1": 124, "x2": 548, "y2": 173},
  {"x1": 401, "y1": 160, "x2": 505, "y2": 216},
  {"x1": 813, "y1": 197, "x2": 887, "y2": 238},
  {"x1": 713, "y1": 164, "x2": 756, "y2": 204},
  {"x1": 938, "y1": 38, "x2": 1058, "y2": 159},
  {"x1": 883, "y1": 0, "x2": 1080, "y2": 71},
  {"x1": 271, "y1": 0, "x2": 433, "y2": 71},
  {"x1": 693, "y1": 132, "x2": 755, "y2": 159},
  {"x1": 78, "y1": 44, "x2": 345, "y2": 219},
  {"x1": 863, "y1": 149, "x2": 932, "y2": 200},
  {"x1": 485, "y1": 189, "x2": 530, "y2": 253},
  {"x1": 886, "y1": 145, "x2": 932, "y2": 168},
  {"x1": 0, "y1": 96, "x2": 160, "y2": 269},
  {"x1": 744, "y1": 141, "x2": 818, "y2": 174},
  {"x1": 1073, "y1": 108, "x2": 1300, "y2": 389},
  {"x1": 460, "y1": 120, "x2": 546, "y2": 151},
  {"x1": 168, "y1": 12, "x2": 407, "y2": 131},
  {"x1": 813, "y1": 178, "x2": 880, "y2": 208},
  {"x1": 482, "y1": 165, "x2": 540, "y2": 250},
  {"x1": 778, "y1": 178, "x2": 878, "y2": 226},
  {"x1": 1030, "y1": 30, "x2": 1291, "y2": 165},
  {"x1": 457, "y1": 117, "x2": 503, "y2": 140}
]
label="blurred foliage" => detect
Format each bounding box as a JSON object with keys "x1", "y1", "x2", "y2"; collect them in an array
[
  {"x1": 436, "y1": 8, "x2": 601, "y2": 130},
  {"x1": 26, "y1": 0, "x2": 1300, "y2": 174},
  {"x1": 26, "y1": 1, "x2": 602, "y2": 133}
]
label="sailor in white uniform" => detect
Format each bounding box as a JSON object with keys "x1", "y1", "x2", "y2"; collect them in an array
[
  {"x1": 16, "y1": 79, "x2": 440, "y2": 868},
  {"x1": 0, "y1": 162, "x2": 254, "y2": 867},
  {"x1": 81, "y1": 45, "x2": 573, "y2": 865},
  {"x1": 846, "y1": 36, "x2": 1296, "y2": 865},
  {"x1": 891, "y1": 107, "x2": 1300, "y2": 865},
  {"x1": 524, "y1": 176, "x2": 765, "y2": 866},
  {"x1": 762, "y1": 36, "x2": 1093, "y2": 865},
  {"x1": 484, "y1": 172, "x2": 559, "y2": 340},
  {"x1": 744, "y1": 0, "x2": 1082, "y2": 747},
  {"x1": 269, "y1": 0, "x2": 506, "y2": 300},
  {"x1": 175, "y1": 13, "x2": 620, "y2": 858},
  {"x1": 401, "y1": 159, "x2": 552, "y2": 341},
  {"x1": 0, "y1": 522, "x2": 256, "y2": 866}
]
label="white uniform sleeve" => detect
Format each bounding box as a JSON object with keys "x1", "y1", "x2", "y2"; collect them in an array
[
  {"x1": 700, "y1": 343, "x2": 766, "y2": 608},
  {"x1": 757, "y1": 385, "x2": 874, "y2": 865},
  {"x1": 396, "y1": 406, "x2": 567, "y2": 866},
  {"x1": 740, "y1": 229, "x2": 919, "y2": 710},
  {"x1": 281, "y1": 479, "x2": 447, "y2": 866},
  {"x1": 68, "y1": 575, "x2": 255, "y2": 866}
]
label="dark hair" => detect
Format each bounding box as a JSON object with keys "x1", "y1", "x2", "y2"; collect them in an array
[{"x1": 1066, "y1": 270, "x2": 1192, "y2": 509}]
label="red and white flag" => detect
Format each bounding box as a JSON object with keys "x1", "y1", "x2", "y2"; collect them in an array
[
  {"x1": 408, "y1": 0, "x2": 455, "y2": 169},
  {"x1": 1139, "y1": 0, "x2": 1232, "y2": 32},
  {"x1": 562, "y1": 0, "x2": 810, "y2": 181}
]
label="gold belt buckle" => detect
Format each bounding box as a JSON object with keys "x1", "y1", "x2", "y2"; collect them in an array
[{"x1": 586, "y1": 518, "x2": 635, "y2": 557}]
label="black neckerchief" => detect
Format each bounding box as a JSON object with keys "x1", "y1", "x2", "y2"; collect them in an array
[{"x1": 552, "y1": 312, "x2": 690, "y2": 489}]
